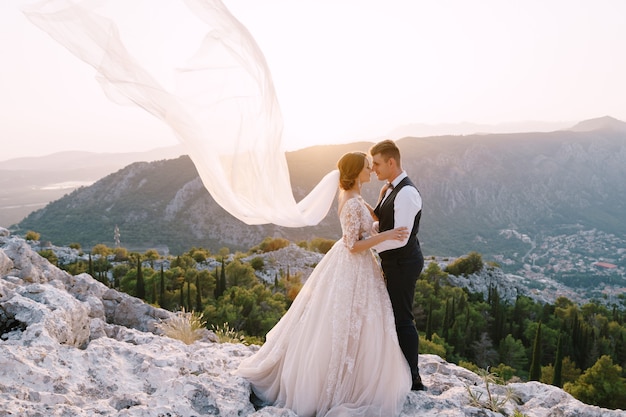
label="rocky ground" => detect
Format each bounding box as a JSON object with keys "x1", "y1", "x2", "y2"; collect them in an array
[{"x1": 1, "y1": 228, "x2": 623, "y2": 417}]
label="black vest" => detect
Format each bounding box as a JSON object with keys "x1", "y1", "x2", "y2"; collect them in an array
[{"x1": 373, "y1": 177, "x2": 422, "y2": 261}]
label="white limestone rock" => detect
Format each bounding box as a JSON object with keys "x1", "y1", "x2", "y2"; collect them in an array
[
  {"x1": 0, "y1": 248, "x2": 12, "y2": 277},
  {"x1": 1, "y1": 232, "x2": 624, "y2": 417},
  {"x1": 2, "y1": 282, "x2": 90, "y2": 348}
]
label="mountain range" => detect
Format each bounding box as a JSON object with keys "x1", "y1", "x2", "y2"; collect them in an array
[{"x1": 6, "y1": 117, "x2": 626, "y2": 269}]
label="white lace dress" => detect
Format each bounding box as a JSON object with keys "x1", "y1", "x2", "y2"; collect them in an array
[{"x1": 236, "y1": 197, "x2": 411, "y2": 417}]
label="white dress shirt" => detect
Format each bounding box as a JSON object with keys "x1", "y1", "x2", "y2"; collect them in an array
[{"x1": 372, "y1": 171, "x2": 422, "y2": 253}]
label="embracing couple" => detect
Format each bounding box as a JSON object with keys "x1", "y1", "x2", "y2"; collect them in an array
[{"x1": 237, "y1": 139, "x2": 425, "y2": 417}]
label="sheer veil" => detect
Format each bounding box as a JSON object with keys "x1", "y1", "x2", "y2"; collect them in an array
[{"x1": 21, "y1": 0, "x2": 339, "y2": 227}]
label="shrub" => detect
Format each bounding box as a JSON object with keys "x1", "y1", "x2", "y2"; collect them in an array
[
  {"x1": 308, "y1": 237, "x2": 336, "y2": 254},
  {"x1": 564, "y1": 355, "x2": 626, "y2": 409},
  {"x1": 25, "y1": 230, "x2": 40, "y2": 241},
  {"x1": 91, "y1": 244, "x2": 111, "y2": 257},
  {"x1": 250, "y1": 256, "x2": 265, "y2": 271},
  {"x1": 38, "y1": 249, "x2": 58, "y2": 265},
  {"x1": 459, "y1": 360, "x2": 481, "y2": 374},
  {"x1": 419, "y1": 334, "x2": 447, "y2": 358},
  {"x1": 113, "y1": 247, "x2": 129, "y2": 261},
  {"x1": 445, "y1": 251, "x2": 484, "y2": 276},
  {"x1": 251, "y1": 237, "x2": 290, "y2": 253}
]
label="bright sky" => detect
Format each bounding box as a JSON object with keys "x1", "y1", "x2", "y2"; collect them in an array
[{"x1": 2, "y1": 0, "x2": 626, "y2": 161}]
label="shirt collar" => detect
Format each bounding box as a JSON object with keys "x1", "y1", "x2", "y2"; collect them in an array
[{"x1": 390, "y1": 171, "x2": 408, "y2": 188}]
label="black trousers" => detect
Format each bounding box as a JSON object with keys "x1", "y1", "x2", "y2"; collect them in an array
[{"x1": 381, "y1": 250, "x2": 424, "y2": 382}]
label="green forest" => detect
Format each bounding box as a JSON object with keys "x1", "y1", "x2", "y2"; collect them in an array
[{"x1": 38, "y1": 236, "x2": 626, "y2": 410}]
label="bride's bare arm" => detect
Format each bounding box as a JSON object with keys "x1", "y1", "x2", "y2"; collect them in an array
[
  {"x1": 347, "y1": 227, "x2": 408, "y2": 254},
  {"x1": 341, "y1": 197, "x2": 406, "y2": 254}
]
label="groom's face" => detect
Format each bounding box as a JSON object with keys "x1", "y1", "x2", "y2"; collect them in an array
[{"x1": 371, "y1": 154, "x2": 391, "y2": 182}]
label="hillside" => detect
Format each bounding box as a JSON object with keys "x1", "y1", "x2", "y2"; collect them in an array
[
  {"x1": 0, "y1": 146, "x2": 185, "y2": 228},
  {"x1": 14, "y1": 119, "x2": 626, "y2": 261}
]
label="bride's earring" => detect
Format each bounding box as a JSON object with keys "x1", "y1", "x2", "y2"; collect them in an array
[{"x1": 357, "y1": 179, "x2": 361, "y2": 189}]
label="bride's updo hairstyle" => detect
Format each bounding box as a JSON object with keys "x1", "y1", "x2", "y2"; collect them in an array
[{"x1": 337, "y1": 152, "x2": 367, "y2": 191}]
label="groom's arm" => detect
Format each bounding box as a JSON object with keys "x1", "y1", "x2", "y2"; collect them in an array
[{"x1": 372, "y1": 187, "x2": 421, "y2": 253}]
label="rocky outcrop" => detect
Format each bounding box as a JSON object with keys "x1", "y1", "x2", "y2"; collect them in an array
[{"x1": 0, "y1": 228, "x2": 623, "y2": 416}]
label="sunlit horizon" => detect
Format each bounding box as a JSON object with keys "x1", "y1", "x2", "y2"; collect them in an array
[{"x1": 2, "y1": 0, "x2": 626, "y2": 161}]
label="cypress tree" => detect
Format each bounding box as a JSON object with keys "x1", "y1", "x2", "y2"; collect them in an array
[
  {"x1": 588, "y1": 332, "x2": 600, "y2": 370},
  {"x1": 571, "y1": 313, "x2": 582, "y2": 368},
  {"x1": 616, "y1": 332, "x2": 626, "y2": 371},
  {"x1": 179, "y1": 279, "x2": 184, "y2": 308},
  {"x1": 219, "y1": 258, "x2": 227, "y2": 295},
  {"x1": 159, "y1": 264, "x2": 165, "y2": 307},
  {"x1": 88, "y1": 253, "x2": 94, "y2": 277},
  {"x1": 442, "y1": 299, "x2": 450, "y2": 340},
  {"x1": 489, "y1": 285, "x2": 504, "y2": 345},
  {"x1": 612, "y1": 305, "x2": 619, "y2": 323},
  {"x1": 213, "y1": 264, "x2": 221, "y2": 299},
  {"x1": 136, "y1": 257, "x2": 145, "y2": 299},
  {"x1": 529, "y1": 321, "x2": 543, "y2": 381},
  {"x1": 425, "y1": 300, "x2": 433, "y2": 341},
  {"x1": 579, "y1": 326, "x2": 591, "y2": 369},
  {"x1": 552, "y1": 332, "x2": 564, "y2": 387},
  {"x1": 186, "y1": 281, "x2": 191, "y2": 311},
  {"x1": 462, "y1": 304, "x2": 471, "y2": 357},
  {"x1": 450, "y1": 297, "x2": 456, "y2": 326},
  {"x1": 196, "y1": 274, "x2": 203, "y2": 312}
]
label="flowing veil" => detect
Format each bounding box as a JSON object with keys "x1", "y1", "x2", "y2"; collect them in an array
[{"x1": 21, "y1": 0, "x2": 339, "y2": 227}]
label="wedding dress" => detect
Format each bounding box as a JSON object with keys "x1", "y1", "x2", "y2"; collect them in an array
[{"x1": 236, "y1": 197, "x2": 411, "y2": 417}]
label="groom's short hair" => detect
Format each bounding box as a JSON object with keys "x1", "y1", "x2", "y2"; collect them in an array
[{"x1": 370, "y1": 139, "x2": 401, "y2": 165}]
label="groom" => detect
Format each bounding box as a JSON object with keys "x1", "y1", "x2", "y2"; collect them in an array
[{"x1": 370, "y1": 139, "x2": 425, "y2": 391}]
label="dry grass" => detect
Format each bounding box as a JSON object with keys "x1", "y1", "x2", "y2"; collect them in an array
[
  {"x1": 466, "y1": 367, "x2": 521, "y2": 414},
  {"x1": 156, "y1": 308, "x2": 206, "y2": 345},
  {"x1": 210, "y1": 322, "x2": 247, "y2": 344}
]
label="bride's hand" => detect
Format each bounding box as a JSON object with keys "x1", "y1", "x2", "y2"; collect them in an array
[{"x1": 385, "y1": 226, "x2": 408, "y2": 241}]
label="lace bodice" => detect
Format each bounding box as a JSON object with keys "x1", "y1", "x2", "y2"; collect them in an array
[{"x1": 340, "y1": 197, "x2": 373, "y2": 251}]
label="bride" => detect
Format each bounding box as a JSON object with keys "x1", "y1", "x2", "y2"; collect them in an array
[{"x1": 236, "y1": 151, "x2": 412, "y2": 417}]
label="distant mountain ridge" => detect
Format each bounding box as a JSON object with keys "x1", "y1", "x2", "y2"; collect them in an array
[
  {"x1": 13, "y1": 117, "x2": 626, "y2": 265},
  {"x1": 0, "y1": 145, "x2": 185, "y2": 227},
  {"x1": 0, "y1": 145, "x2": 185, "y2": 171},
  {"x1": 387, "y1": 119, "x2": 574, "y2": 138},
  {"x1": 568, "y1": 115, "x2": 626, "y2": 133}
]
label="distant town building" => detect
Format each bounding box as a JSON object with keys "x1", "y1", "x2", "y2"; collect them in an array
[{"x1": 593, "y1": 261, "x2": 617, "y2": 269}]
